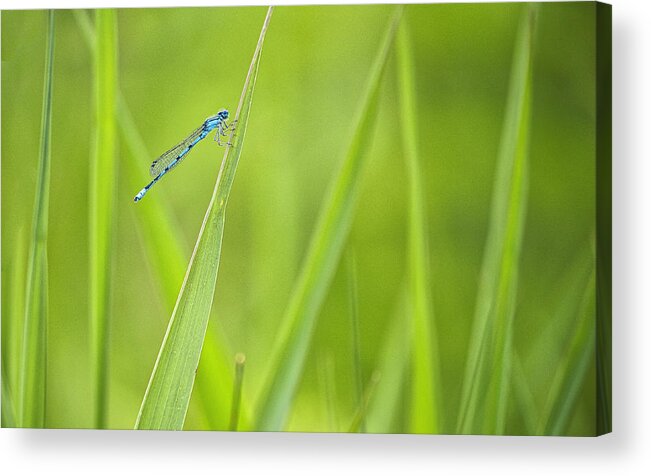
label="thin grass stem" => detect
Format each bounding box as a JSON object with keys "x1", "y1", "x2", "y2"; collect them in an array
[
  {"x1": 19, "y1": 10, "x2": 55, "y2": 429},
  {"x1": 397, "y1": 16, "x2": 441, "y2": 434},
  {"x1": 228, "y1": 353, "x2": 246, "y2": 431}
]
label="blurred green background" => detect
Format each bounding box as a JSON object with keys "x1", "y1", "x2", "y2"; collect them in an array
[{"x1": 2, "y1": 3, "x2": 600, "y2": 434}]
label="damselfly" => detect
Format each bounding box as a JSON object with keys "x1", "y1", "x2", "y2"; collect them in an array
[{"x1": 133, "y1": 109, "x2": 232, "y2": 202}]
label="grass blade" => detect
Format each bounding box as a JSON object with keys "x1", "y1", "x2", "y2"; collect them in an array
[
  {"x1": 19, "y1": 10, "x2": 55, "y2": 428},
  {"x1": 346, "y1": 251, "x2": 365, "y2": 432},
  {"x1": 134, "y1": 7, "x2": 273, "y2": 430},
  {"x1": 317, "y1": 352, "x2": 339, "y2": 431},
  {"x1": 397, "y1": 18, "x2": 441, "y2": 434},
  {"x1": 0, "y1": 233, "x2": 25, "y2": 428},
  {"x1": 456, "y1": 5, "x2": 537, "y2": 435},
  {"x1": 254, "y1": 7, "x2": 403, "y2": 432},
  {"x1": 2, "y1": 228, "x2": 26, "y2": 422},
  {"x1": 2, "y1": 233, "x2": 24, "y2": 428},
  {"x1": 73, "y1": 9, "x2": 238, "y2": 431},
  {"x1": 228, "y1": 353, "x2": 246, "y2": 431},
  {"x1": 120, "y1": 98, "x2": 238, "y2": 430},
  {"x1": 1, "y1": 258, "x2": 11, "y2": 426},
  {"x1": 89, "y1": 8, "x2": 118, "y2": 429},
  {"x1": 192, "y1": 325, "x2": 241, "y2": 430},
  {"x1": 1, "y1": 365, "x2": 17, "y2": 427}
]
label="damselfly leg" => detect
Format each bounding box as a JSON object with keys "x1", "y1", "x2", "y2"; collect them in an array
[{"x1": 215, "y1": 119, "x2": 238, "y2": 147}]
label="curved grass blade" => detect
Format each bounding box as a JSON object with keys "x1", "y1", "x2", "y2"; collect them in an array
[
  {"x1": 456, "y1": 5, "x2": 538, "y2": 435},
  {"x1": 19, "y1": 10, "x2": 54, "y2": 428},
  {"x1": 134, "y1": 7, "x2": 273, "y2": 430},
  {"x1": 396, "y1": 19, "x2": 441, "y2": 434},
  {"x1": 254, "y1": 7, "x2": 403, "y2": 431},
  {"x1": 73, "y1": 9, "x2": 238, "y2": 431}
]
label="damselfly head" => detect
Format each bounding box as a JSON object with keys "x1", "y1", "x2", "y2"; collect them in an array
[{"x1": 217, "y1": 109, "x2": 229, "y2": 120}]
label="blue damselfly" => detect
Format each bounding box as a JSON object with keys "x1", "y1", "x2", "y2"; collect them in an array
[{"x1": 134, "y1": 109, "x2": 231, "y2": 202}]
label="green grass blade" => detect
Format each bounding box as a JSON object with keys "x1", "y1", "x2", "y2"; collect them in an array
[
  {"x1": 1, "y1": 255, "x2": 14, "y2": 427},
  {"x1": 1, "y1": 245, "x2": 11, "y2": 384},
  {"x1": 119, "y1": 98, "x2": 238, "y2": 430},
  {"x1": 89, "y1": 8, "x2": 118, "y2": 429},
  {"x1": 397, "y1": 18, "x2": 441, "y2": 434},
  {"x1": 134, "y1": 7, "x2": 273, "y2": 430},
  {"x1": 192, "y1": 325, "x2": 241, "y2": 430},
  {"x1": 2, "y1": 228, "x2": 26, "y2": 421},
  {"x1": 229, "y1": 353, "x2": 246, "y2": 431},
  {"x1": 537, "y1": 268, "x2": 596, "y2": 435},
  {"x1": 73, "y1": 9, "x2": 238, "y2": 431},
  {"x1": 346, "y1": 251, "x2": 365, "y2": 432},
  {"x1": 19, "y1": 10, "x2": 55, "y2": 429},
  {"x1": 1, "y1": 258, "x2": 11, "y2": 426},
  {"x1": 2, "y1": 234, "x2": 24, "y2": 429},
  {"x1": 72, "y1": 9, "x2": 94, "y2": 47},
  {"x1": 456, "y1": 5, "x2": 537, "y2": 435},
  {"x1": 2, "y1": 366, "x2": 17, "y2": 427},
  {"x1": 254, "y1": 7, "x2": 403, "y2": 431}
]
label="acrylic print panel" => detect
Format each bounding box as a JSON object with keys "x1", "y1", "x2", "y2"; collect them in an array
[{"x1": 0, "y1": 2, "x2": 611, "y2": 435}]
